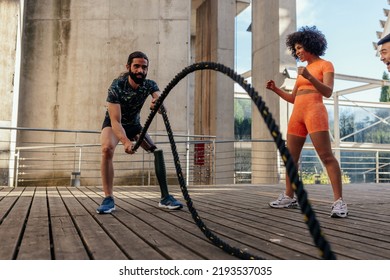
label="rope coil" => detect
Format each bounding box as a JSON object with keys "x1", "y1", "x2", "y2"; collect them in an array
[{"x1": 132, "y1": 62, "x2": 336, "y2": 260}]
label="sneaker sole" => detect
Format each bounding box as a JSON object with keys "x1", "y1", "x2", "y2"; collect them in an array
[
  {"x1": 330, "y1": 212, "x2": 348, "y2": 218},
  {"x1": 158, "y1": 203, "x2": 183, "y2": 210},
  {"x1": 96, "y1": 207, "x2": 115, "y2": 214},
  {"x1": 269, "y1": 203, "x2": 298, "y2": 209}
]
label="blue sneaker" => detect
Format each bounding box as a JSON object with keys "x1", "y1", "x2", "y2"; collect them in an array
[
  {"x1": 159, "y1": 195, "x2": 183, "y2": 210},
  {"x1": 96, "y1": 196, "x2": 115, "y2": 214}
]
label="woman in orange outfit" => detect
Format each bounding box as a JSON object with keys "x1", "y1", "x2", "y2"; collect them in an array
[{"x1": 265, "y1": 26, "x2": 348, "y2": 218}]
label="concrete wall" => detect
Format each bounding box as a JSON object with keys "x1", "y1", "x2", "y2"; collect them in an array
[
  {"x1": 14, "y1": 0, "x2": 191, "y2": 185},
  {"x1": 1, "y1": 0, "x2": 297, "y2": 186},
  {"x1": 19, "y1": 0, "x2": 190, "y2": 133}
]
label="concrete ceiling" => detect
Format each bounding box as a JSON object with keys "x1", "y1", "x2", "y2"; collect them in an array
[{"x1": 191, "y1": 0, "x2": 251, "y2": 36}]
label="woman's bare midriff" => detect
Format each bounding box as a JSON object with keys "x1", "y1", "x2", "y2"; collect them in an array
[{"x1": 296, "y1": 89, "x2": 320, "y2": 96}]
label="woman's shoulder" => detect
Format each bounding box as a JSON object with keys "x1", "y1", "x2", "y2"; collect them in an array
[
  {"x1": 319, "y1": 59, "x2": 334, "y2": 72},
  {"x1": 318, "y1": 58, "x2": 333, "y2": 66}
]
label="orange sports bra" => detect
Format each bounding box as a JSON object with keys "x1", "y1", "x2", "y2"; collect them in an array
[{"x1": 295, "y1": 59, "x2": 334, "y2": 91}]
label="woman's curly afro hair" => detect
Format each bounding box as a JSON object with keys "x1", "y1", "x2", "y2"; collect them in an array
[{"x1": 286, "y1": 26, "x2": 327, "y2": 59}]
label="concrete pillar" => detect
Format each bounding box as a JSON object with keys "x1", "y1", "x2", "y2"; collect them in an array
[
  {"x1": 0, "y1": 0, "x2": 18, "y2": 124},
  {"x1": 0, "y1": 0, "x2": 22, "y2": 186},
  {"x1": 251, "y1": 0, "x2": 296, "y2": 184},
  {"x1": 194, "y1": 0, "x2": 235, "y2": 184}
]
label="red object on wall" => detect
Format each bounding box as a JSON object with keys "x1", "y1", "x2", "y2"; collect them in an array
[{"x1": 194, "y1": 143, "x2": 205, "y2": 165}]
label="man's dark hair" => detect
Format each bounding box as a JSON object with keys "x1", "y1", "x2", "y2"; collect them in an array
[
  {"x1": 127, "y1": 51, "x2": 149, "y2": 65},
  {"x1": 286, "y1": 26, "x2": 327, "y2": 59},
  {"x1": 378, "y1": 33, "x2": 390, "y2": 45}
]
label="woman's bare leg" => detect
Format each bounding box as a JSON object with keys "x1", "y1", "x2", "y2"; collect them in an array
[
  {"x1": 310, "y1": 131, "x2": 342, "y2": 201},
  {"x1": 285, "y1": 134, "x2": 306, "y2": 198}
]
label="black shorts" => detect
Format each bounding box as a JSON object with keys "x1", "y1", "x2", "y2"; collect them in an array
[{"x1": 102, "y1": 116, "x2": 143, "y2": 140}]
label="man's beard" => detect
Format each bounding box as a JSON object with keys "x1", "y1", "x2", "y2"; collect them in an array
[{"x1": 129, "y1": 71, "x2": 146, "y2": 84}]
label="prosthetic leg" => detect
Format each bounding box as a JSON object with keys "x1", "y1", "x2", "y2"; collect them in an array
[
  {"x1": 153, "y1": 149, "x2": 169, "y2": 198},
  {"x1": 136, "y1": 133, "x2": 183, "y2": 209}
]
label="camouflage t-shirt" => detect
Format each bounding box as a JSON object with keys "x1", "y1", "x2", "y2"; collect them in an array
[{"x1": 105, "y1": 73, "x2": 159, "y2": 126}]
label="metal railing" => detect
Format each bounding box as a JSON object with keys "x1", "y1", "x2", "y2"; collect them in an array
[
  {"x1": 2, "y1": 126, "x2": 390, "y2": 186},
  {"x1": 0, "y1": 126, "x2": 216, "y2": 187}
]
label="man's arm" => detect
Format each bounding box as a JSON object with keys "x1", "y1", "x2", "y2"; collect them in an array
[{"x1": 107, "y1": 102, "x2": 134, "y2": 154}]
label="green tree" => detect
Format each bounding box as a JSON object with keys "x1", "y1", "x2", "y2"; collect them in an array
[
  {"x1": 339, "y1": 109, "x2": 355, "y2": 141},
  {"x1": 234, "y1": 98, "x2": 251, "y2": 139},
  {"x1": 380, "y1": 71, "x2": 390, "y2": 102}
]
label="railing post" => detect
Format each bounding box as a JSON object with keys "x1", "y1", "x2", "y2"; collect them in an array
[
  {"x1": 70, "y1": 147, "x2": 82, "y2": 187},
  {"x1": 212, "y1": 139, "x2": 216, "y2": 185},
  {"x1": 333, "y1": 93, "x2": 341, "y2": 163},
  {"x1": 186, "y1": 134, "x2": 190, "y2": 186},
  {"x1": 376, "y1": 151, "x2": 379, "y2": 183},
  {"x1": 12, "y1": 150, "x2": 20, "y2": 188},
  {"x1": 70, "y1": 171, "x2": 81, "y2": 187},
  {"x1": 78, "y1": 146, "x2": 82, "y2": 173},
  {"x1": 277, "y1": 149, "x2": 281, "y2": 183}
]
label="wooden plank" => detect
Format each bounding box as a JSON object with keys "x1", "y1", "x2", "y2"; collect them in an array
[
  {"x1": 17, "y1": 187, "x2": 51, "y2": 260},
  {"x1": 57, "y1": 187, "x2": 127, "y2": 260},
  {"x1": 185, "y1": 184, "x2": 390, "y2": 259},
  {"x1": 0, "y1": 188, "x2": 33, "y2": 260},
  {"x1": 73, "y1": 187, "x2": 165, "y2": 260},
  {"x1": 124, "y1": 187, "x2": 319, "y2": 259},
  {"x1": 206, "y1": 204, "x2": 387, "y2": 259},
  {"x1": 0, "y1": 187, "x2": 20, "y2": 222},
  {"x1": 83, "y1": 186, "x2": 208, "y2": 260},
  {"x1": 47, "y1": 187, "x2": 89, "y2": 260},
  {"x1": 0, "y1": 183, "x2": 389, "y2": 260},
  {"x1": 113, "y1": 186, "x2": 289, "y2": 259},
  {"x1": 124, "y1": 184, "x2": 388, "y2": 259}
]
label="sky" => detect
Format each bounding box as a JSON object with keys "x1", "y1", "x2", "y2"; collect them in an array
[{"x1": 235, "y1": 0, "x2": 389, "y2": 102}]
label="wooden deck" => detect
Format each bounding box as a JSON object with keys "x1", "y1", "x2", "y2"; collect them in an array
[{"x1": 0, "y1": 183, "x2": 389, "y2": 260}]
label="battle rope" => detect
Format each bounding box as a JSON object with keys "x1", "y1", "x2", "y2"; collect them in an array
[{"x1": 132, "y1": 62, "x2": 336, "y2": 260}]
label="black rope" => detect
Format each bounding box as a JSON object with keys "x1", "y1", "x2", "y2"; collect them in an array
[{"x1": 132, "y1": 62, "x2": 336, "y2": 260}]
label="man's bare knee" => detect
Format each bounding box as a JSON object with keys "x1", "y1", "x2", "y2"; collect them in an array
[{"x1": 101, "y1": 145, "x2": 115, "y2": 159}]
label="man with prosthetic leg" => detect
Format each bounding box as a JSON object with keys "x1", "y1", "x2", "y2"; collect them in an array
[{"x1": 97, "y1": 51, "x2": 183, "y2": 214}]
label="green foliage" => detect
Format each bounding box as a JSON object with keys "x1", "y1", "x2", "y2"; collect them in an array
[
  {"x1": 337, "y1": 106, "x2": 390, "y2": 144},
  {"x1": 301, "y1": 172, "x2": 351, "y2": 185},
  {"x1": 234, "y1": 98, "x2": 252, "y2": 139},
  {"x1": 339, "y1": 109, "x2": 355, "y2": 141},
  {"x1": 380, "y1": 71, "x2": 390, "y2": 102}
]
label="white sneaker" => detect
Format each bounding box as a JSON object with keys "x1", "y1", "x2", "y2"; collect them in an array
[
  {"x1": 330, "y1": 198, "x2": 348, "y2": 218},
  {"x1": 269, "y1": 193, "x2": 298, "y2": 208}
]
